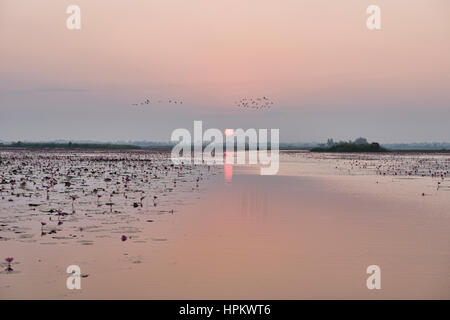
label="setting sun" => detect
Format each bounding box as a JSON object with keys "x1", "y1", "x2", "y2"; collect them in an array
[{"x1": 224, "y1": 129, "x2": 234, "y2": 137}]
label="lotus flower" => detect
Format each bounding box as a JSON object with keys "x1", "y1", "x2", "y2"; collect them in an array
[{"x1": 5, "y1": 257, "x2": 13, "y2": 272}]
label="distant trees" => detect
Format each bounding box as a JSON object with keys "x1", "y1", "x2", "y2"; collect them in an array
[
  {"x1": 326, "y1": 138, "x2": 335, "y2": 147},
  {"x1": 354, "y1": 137, "x2": 369, "y2": 145},
  {"x1": 326, "y1": 137, "x2": 368, "y2": 145},
  {"x1": 311, "y1": 137, "x2": 387, "y2": 152},
  {"x1": 0, "y1": 142, "x2": 141, "y2": 150}
]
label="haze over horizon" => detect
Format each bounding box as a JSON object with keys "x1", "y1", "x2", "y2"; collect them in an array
[{"x1": 1, "y1": 0, "x2": 449, "y2": 143}]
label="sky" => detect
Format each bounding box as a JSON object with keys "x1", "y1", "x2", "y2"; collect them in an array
[{"x1": 1, "y1": 0, "x2": 449, "y2": 143}]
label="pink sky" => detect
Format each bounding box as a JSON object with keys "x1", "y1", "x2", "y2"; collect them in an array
[{"x1": 1, "y1": 0, "x2": 449, "y2": 142}]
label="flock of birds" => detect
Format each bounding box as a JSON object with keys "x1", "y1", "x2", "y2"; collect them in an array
[
  {"x1": 131, "y1": 98, "x2": 184, "y2": 106},
  {"x1": 234, "y1": 96, "x2": 274, "y2": 110},
  {"x1": 131, "y1": 96, "x2": 275, "y2": 111}
]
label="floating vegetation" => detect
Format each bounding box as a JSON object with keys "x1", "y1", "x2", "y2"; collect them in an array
[{"x1": 0, "y1": 150, "x2": 219, "y2": 257}]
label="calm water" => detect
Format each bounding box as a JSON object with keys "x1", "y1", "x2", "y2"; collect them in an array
[{"x1": 1, "y1": 151, "x2": 449, "y2": 299}]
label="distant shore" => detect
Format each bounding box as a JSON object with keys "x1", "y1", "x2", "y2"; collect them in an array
[
  {"x1": 1, "y1": 144, "x2": 450, "y2": 154},
  {"x1": 0, "y1": 142, "x2": 142, "y2": 150},
  {"x1": 310, "y1": 142, "x2": 450, "y2": 153},
  {"x1": 311, "y1": 142, "x2": 387, "y2": 153}
]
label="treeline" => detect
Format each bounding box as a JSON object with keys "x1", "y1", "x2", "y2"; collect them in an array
[
  {"x1": 311, "y1": 142, "x2": 387, "y2": 153},
  {"x1": 311, "y1": 137, "x2": 450, "y2": 152},
  {"x1": 311, "y1": 138, "x2": 387, "y2": 152},
  {"x1": 0, "y1": 142, "x2": 141, "y2": 150}
]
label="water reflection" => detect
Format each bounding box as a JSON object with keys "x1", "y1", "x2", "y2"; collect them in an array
[
  {"x1": 224, "y1": 151, "x2": 234, "y2": 183},
  {"x1": 239, "y1": 186, "x2": 269, "y2": 220},
  {"x1": 224, "y1": 164, "x2": 233, "y2": 183}
]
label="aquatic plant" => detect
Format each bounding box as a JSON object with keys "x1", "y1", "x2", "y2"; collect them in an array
[
  {"x1": 5, "y1": 257, "x2": 14, "y2": 272},
  {"x1": 57, "y1": 210, "x2": 64, "y2": 225}
]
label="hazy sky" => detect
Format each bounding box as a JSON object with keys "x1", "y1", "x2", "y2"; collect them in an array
[{"x1": 1, "y1": 0, "x2": 449, "y2": 143}]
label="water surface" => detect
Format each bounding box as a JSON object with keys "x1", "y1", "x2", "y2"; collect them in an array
[{"x1": 1, "y1": 151, "x2": 449, "y2": 299}]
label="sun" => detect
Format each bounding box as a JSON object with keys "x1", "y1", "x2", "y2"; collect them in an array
[{"x1": 224, "y1": 129, "x2": 234, "y2": 137}]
